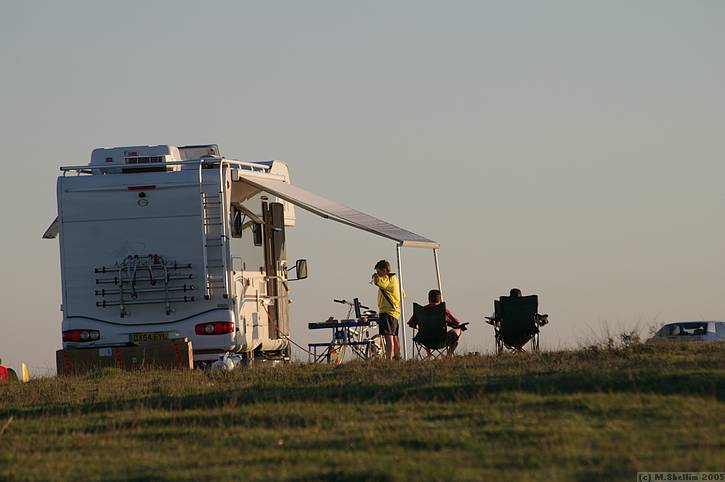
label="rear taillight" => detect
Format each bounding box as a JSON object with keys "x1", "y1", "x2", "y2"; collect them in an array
[
  {"x1": 63, "y1": 329, "x2": 101, "y2": 342},
  {"x1": 195, "y1": 322, "x2": 235, "y2": 335}
]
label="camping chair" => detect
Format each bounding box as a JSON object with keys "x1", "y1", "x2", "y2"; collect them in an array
[
  {"x1": 485, "y1": 295, "x2": 548, "y2": 353},
  {"x1": 411, "y1": 302, "x2": 450, "y2": 359}
]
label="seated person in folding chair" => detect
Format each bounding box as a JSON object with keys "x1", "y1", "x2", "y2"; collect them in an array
[
  {"x1": 485, "y1": 287, "x2": 549, "y2": 352},
  {"x1": 408, "y1": 290, "x2": 466, "y2": 356},
  {"x1": 491, "y1": 288, "x2": 548, "y2": 325}
]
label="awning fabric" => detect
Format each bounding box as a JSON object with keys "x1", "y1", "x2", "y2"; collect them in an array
[{"x1": 237, "y1": 174, "x2": 440, "y2": 249}]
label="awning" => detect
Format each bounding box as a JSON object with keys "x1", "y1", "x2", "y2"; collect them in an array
[{"x1": 236, "y1": 174, "x2": 440, "y2": 249}]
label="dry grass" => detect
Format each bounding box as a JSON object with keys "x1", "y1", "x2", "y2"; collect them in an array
[{"x1": 0, "y1": 343, "x2": 723, "y2": 481}]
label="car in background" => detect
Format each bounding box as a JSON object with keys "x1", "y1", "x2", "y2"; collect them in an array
[{"x1": 648, "y1": 321, "x2": 725, "y2": 343}]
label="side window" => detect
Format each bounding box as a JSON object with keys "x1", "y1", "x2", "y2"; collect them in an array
[
  {"x1": 231, "y1": 207, "x2": 243, "y2": 238},
  {"x1": 231, "y1": 205, "x2": 263, "y2": 246},
  {"x1": 252, "y1": 222, "x2": 263, "y2": 246}
]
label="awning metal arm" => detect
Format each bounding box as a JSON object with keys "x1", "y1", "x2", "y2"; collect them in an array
[{"x1": 396, "y1": 244, "x2": 407, "y2": 360}]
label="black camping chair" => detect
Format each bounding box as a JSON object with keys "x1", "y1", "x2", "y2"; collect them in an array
[
  {"x1": 411, "y1": 302, "x2": 449, "y2": 359},
  {"x1": 485, "y1": 295, "x2": 548, "y2": 353},
  {"x1": 411, "y1": 302, "x2": 469, "y2": 359}
]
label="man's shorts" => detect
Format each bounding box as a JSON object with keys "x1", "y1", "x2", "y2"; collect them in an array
[{"x1": 378, "y1": 313, "x2": 399, "y2": 336}]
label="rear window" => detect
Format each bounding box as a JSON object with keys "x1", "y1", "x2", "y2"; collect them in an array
[{"x1": 665, "y1": 322, "x2": 708, "y2": 336}]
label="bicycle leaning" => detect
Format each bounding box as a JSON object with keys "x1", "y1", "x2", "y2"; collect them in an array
[{"x1": 307, "y1": 297, "x2": 385, "y2": 364}]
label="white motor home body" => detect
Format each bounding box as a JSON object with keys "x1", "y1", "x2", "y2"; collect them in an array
[{"x1": 45, "y1": 145, "x2": 303, "y2": 363}]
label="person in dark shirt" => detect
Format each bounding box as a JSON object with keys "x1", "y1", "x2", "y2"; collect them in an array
[
  {"x1": 408, "y1": 289, "x2": 463, "y2": 356},
  {"x1": 491, "y1": 287, "x2": 548, "y2": 326}
]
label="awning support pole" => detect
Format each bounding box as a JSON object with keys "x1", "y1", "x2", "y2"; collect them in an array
[
  {"x1": 433, "y1": 248, "x2": 443, "y2": 296},
  {"x1": 396, "y1": 243, "x2": 407, "y2": 360}
]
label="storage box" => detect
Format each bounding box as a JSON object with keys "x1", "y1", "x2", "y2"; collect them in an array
[{"x1": 56, "y1": 338, "x2": 193, "y2": 375}]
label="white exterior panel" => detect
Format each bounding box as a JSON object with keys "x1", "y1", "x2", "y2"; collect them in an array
[{"x1": 51, "y1": 150, "x2": 294, "y2": 362}]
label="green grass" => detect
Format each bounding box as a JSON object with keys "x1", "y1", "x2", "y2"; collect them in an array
[{"x1": 1, "y1": 343, "x2": 724, "y2": 481}]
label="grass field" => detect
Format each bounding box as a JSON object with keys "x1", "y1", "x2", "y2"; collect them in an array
[{"x1": 1, "y1": 342, "x2": 723, "y2": 481}]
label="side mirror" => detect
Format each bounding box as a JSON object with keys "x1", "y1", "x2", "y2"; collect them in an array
[{"x1": 289, "y1": 259, "x2": 308, "y2": 281}]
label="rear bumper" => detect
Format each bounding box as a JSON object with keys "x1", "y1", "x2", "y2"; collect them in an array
[{"x1": 61, "y1": 310, "x2": 237, "y2": 360}]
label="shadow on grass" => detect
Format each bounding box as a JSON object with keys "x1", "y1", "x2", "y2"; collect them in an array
[
  {"x1": 289, "y1": 470, "x2": 394, "y2": 482},
  {"x1": 3, "y1": 369, "x2": 722, "y2": 420}
]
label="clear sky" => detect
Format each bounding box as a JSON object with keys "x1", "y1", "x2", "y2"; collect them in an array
[{"x1": 1, "y1": 1, "x2": 724, "y2": 374}]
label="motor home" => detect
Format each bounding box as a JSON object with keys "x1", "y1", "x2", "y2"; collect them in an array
[
  {"x1": 44, "y1": 144, "x2": 442, "y2": 366},
  {"x1": 44, "y1": 145, "x2": 305, "y2": 364}
]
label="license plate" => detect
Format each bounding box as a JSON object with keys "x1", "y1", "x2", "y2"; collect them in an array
[{"x1": 131, "y1": 332, "x2": 168, "y2": 343}]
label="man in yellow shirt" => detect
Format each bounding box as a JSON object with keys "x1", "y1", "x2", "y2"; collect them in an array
[{"x1": 372, "y1": 259, "x2": 401, "y2": 360}]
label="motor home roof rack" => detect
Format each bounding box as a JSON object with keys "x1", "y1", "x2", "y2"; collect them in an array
[{"x1": 59, "y1": 158, "x2": 278, "y2": 176}]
